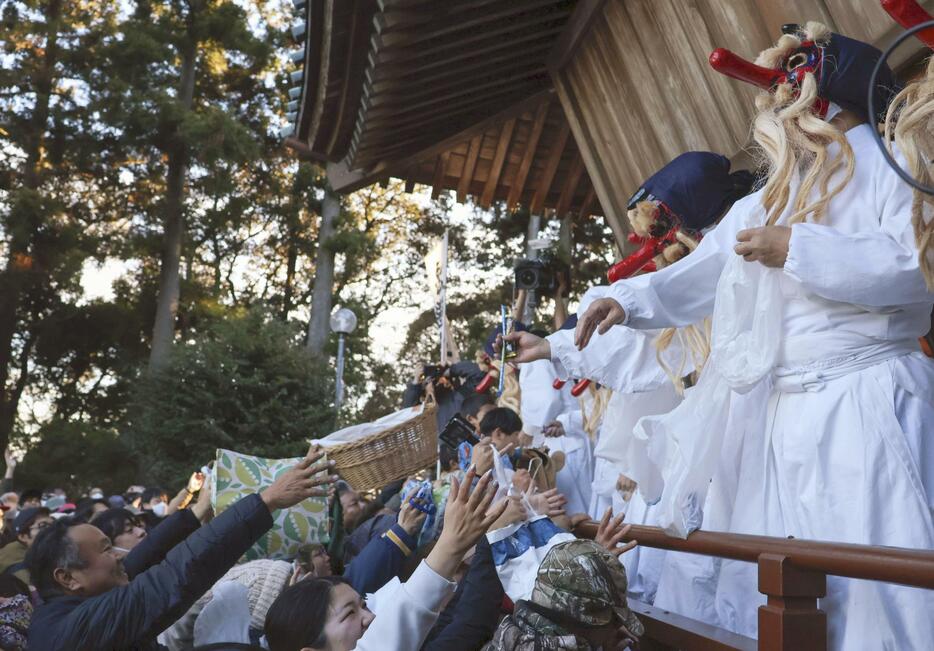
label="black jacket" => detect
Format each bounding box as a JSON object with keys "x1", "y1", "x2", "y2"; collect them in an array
[
  {"x1": 123, "y1": 509, "x2": 201, "y2": 579},
  {"x1": 422, "y1": 537, "x2": 504, "y2": 651},
  {"x1": 27, "y1": 494, "x2": 273, "y2": 651}
]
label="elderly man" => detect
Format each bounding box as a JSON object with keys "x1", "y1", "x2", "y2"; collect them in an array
[{"x1": 26, "y1": 448, "x2": 336, "y2": 651}]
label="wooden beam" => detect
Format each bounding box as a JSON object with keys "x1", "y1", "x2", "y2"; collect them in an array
[
  {"x1": 305, "y1": 0, "x2": 335, "y2": 152},
  {"x1": 479, "y1": 118, "x2": 516, "y2": 208},
  {"x1": 630, "y1": 600, "x2": 757, "y2": 651},
  {"x1": 554, "y1": 152, "x2": 585, "y2": 218},
  {"x1": 547, "y1": 0, "x2": 610, "y2": 72},
  {"x1": 457, "y1": 135, "x2": 483, "y2": 203},
  {"x1": 507, "y1": 100, "x2": 550, "y2": 210},
  {"x1": 551, "y1": 71, "x2": 627, "y2": 255},
  {"x1": 371, "y1": 12, "x2": 569, "y2": 66},
  {"x1": 530, "y1": 122, "x2": 569, "y2": 215},
  {"x1": 360, "y1": 89, "x2": 551, "y2": 163},
  {"x1": 374, "y1": 0, "x2": 568, "y2": 49},
  {"x1": 324, "y1": 0, "x2": 366, "y2": 157},
  {"x1": 431, "y1": 152, "x2": 449, "y2": 199},
  {"x1": 577, "y1": 187, "x2": 595, "y2": 219},
  {"x1": 370, "y1": 29, "x2": 562, "y2": 87}
]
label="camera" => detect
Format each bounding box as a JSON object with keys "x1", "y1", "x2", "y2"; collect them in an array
[
  {"x1": 438, "y1": 414, "x2": 479, "y2": 452},
  {"x1": 515, "y1": 258, "x2": 556, "y2": 291}
]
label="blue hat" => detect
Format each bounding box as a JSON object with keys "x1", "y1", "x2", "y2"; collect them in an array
[
  {"x1": 14, "y1": 506, "x2": 50, "y2": 534},
  {"x1": 817, "y1": 32, "x2": 900, "y2": 123},
  {"x1": 626, "y1": 152, "x2": 755, "y2": 232},
  {"x1": 484, "y1": 321, "x2": 527, "y2": 358}
]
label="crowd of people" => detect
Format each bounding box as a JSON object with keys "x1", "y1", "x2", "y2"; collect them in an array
[{"x1": 2, "y1": 10, "x2": 934, "y2": 651}]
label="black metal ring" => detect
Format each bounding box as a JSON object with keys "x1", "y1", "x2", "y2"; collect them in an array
[{"x1": 868, "y1": 19, "x2": 934, "y2": 196}]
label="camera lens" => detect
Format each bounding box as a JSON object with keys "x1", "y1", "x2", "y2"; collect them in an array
[{"x1": 517, "y1": 269, "x2": 538, "y2": 289}]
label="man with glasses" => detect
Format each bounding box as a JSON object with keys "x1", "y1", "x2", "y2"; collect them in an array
[{"x1": 0, "y1": 506, "x2": 52, "y2": 584}]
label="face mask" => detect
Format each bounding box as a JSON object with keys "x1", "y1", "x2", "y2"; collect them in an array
[
  {"x1": 152, "y1": 502, "x2": 167, "y2": 517},
  {"x1": 90, "y1": 491, "x2": 104, "y2": 500},
  {"x1": 112, "y1": 546, "x2": 132, "y2": 554}
]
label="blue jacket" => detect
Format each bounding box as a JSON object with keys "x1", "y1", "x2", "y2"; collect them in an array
[
  {"x1": 27, "y1": 494, "x2": 273, "y2": 651},
  {"x1": 343, "y1": 522, "x2": 418, "y2": 594}
]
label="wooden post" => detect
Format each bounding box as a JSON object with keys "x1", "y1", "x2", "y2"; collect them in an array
[{"x1": 758, "y1": 553, "x2": 827, "y2": 651}]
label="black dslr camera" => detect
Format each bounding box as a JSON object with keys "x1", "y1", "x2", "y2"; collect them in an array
[
  {"x1": 439, "y1": 414, "x2": 479, "y2": 453},
  {"x1": 514, "y1": 251, "x2": 567, "y2": 292}
]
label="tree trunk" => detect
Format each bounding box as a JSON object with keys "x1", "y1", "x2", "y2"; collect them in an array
[
  {"x1": 306, "y1": 189, "x2": 340, "y2": 355},
  {"x1": 0, "y1": 0, "x2": 62, "y2": 451},
  {"x1": 148, "y1": 43, "x2": 197, "y2": 370},
  {"x1": 282, "y1": 217, "x2": 299, "y2": 319}
]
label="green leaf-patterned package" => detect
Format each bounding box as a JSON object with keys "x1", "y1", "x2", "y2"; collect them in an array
[{"x1": 213, "y1": 448, "x2": 329, "y2": 561}]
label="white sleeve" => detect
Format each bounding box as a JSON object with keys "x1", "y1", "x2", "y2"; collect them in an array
[
  {"x1": 519, "y1": 360, "x2": 565, "y2": 429},
  {"x1": 556, "y1": 409, "x2": 585, "y2": 439},
  {"x1": 354, "y1": 562, "x2": 456, "y2": 651},
  {"x1": 547, "y1": 327, "x2": 686, "y2": 394},
  {"x1": 782, "y1": 159, "x2": 934, "y2": 307},
  {"x1": 607, "y1": 192, "x2": 761, "y2": 329}
]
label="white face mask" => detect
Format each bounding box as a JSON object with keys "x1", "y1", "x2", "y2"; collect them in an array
[
  {"x1": 152, "y1": 502, "x2": 167, "y2": 517},
  {"x1": 90, "y1": 492, "x2": 104, "y2": 500}
]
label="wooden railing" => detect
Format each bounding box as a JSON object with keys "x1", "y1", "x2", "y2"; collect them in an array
[{"x1": 573, "y1": 522, "x2": 934, "y2": 651}]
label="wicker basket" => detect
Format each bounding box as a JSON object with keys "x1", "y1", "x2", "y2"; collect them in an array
[{"x1": 325, "y1": 398, "x2": 439, "y2": 491}]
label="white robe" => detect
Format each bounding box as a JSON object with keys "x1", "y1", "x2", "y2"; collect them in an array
[
  {"x1": 548, "y1": 325, "x2": 686, "y2": 605},
  {"x1": 605, "y1": 124, "x2": 934, "y2": 649},
  {"x1": 519, "y1": 359, "x2": 593, "y2": 515}
]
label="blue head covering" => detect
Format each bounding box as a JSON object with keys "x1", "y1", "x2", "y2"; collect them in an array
[
  {"x1": 558, "y1": 314, "x2": 578, "y2": 331},
  {"x1": 626, "y1": 152, "x2": 755, "y2": 232},
  {"x1": 817, "y1": 32, "x2": 900, "y2": 123}
]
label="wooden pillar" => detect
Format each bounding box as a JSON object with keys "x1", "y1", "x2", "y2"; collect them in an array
[{"x1": 758, "y1": 553, "x2": 827, "y2": 651}]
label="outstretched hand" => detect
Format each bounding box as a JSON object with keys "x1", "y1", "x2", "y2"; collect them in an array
[
  {"x1": 528, "y1": 488, "x2": 567, "y2": 518},
  {"x1": 574, "y1": 298, "x2": 626, "y2": 350},
  {"x1": 398, "y1": 497, "x2": 429, "y2": 536},
  {"x1": 261, "y1": 445, "x2": 337, "y2": 512},
  {"x1": 494, "y1": 331, "x2": 551, "y2": 364},
  {"x1": 428, "y1": 467, "x2": 508, "y2": 580},
  {"x1": 595, "y1": 507, "x2": 637, "y2": 557}
]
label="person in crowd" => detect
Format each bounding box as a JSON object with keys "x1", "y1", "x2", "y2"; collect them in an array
[
  {"x1": 73, "y1": 498, "x2": 109, "y2": 522},
  {"x1": 264, "y1": 466, "x2": 508, "y2": 651},
  {"x1": 402, "y1": 360, "x2": 488, "y2": 432},
  {"x1": 484, "y1": 539, "x2": 642, "y2": 651},
  {"x1": 92, "y1": 508, "x2": 149, "y2": 558},
  {"x1": 24, "y1": 446, "x2": 337, "y2": 651},
  {"x1": 18, "y1": 489, "x2": 42, "y2": 510},
  {"x1": 0, "y1": 506, "x2": 53, "y2": 584},
  {"x1": 1, "y1": 449, "x2": 16, "y2": 496},
  {"x1": 0, "y1": 574, "x2": 32, "y2": 651},
  {"x1": 478, "y1": 407, "x2": 523, "y2": 456},
  {"x1": 139, "y1": 487, "x2": 170, "y2": 529},
  {"x1": 460, "y1": 393, "x2": 495, "y2": 436},
  {"x1": 171, "y1": 496, "x2": 429, "y2": 649}
]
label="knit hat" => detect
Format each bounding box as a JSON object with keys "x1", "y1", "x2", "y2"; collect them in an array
[{"x1": 216, "y1": 559, "x2": 293, "y2": 630}]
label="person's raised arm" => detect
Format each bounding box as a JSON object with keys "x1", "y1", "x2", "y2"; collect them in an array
[
  {"x1": 2, "y1": 447, "x2": 15, "y2": 494},
  {"x1": 55, "y1": 447, "x2": 337, "y2": 650},
  {"x1": 574, "y1": 193, "x2": 759, "y2": 349}
]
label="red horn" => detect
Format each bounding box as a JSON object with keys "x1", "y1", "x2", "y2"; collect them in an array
[
  {"x1": 709, "y1": 48, "x2": 782, "y2": 90},
  {"x1": 570, "y1": 379, "x2": 591, "y2": 397},
  {"x1": 552, "y1": 378, "x2": 567, "y2": 390},
  {"x1": 476, "y1": 372, "x2": 496, "y2": 393},
  {"x1": 882, "y1": 0, "x2": 934, "y2": 49}
]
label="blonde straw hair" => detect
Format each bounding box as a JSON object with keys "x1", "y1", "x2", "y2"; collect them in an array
[
  {"x1": 885, "y1": 55, "x2": 934, "y2": 289},
  {"x1": 581, "y1": 385, "x2": 611, "y2": 441},
  {"x1": 495, "y1": 360, "x2": 522, "y2": 414},
  {"x1": 752, "y1": 22, "x2": 855, "y2": 226}
]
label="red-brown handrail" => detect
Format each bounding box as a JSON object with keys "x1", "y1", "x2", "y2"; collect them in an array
[{"x1": 573, "y1": 522, "x2": 934, "y2": 589}]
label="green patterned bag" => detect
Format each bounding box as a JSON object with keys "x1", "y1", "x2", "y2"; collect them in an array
[{"x1": 213, "y1": 448, "x2": 330, "y2": 560}]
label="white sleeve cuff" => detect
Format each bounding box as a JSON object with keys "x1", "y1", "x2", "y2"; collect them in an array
[{"x1": 406, "y1": 561, "x2": 457, "y2": 612}]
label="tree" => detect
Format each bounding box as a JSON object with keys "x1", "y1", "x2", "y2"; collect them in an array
[
  {"x1": 97, "y1": 0, "x2": 278, "y2": 369},
  {"x1": 14, "y1": 420, "x2": 138, "y2": 496},
  {"x1": 125, "y1": 306, "x2": 335, "y2": 487},
  {"x1": 0, "y1": 0, "x2": 125, "y2": 453}
]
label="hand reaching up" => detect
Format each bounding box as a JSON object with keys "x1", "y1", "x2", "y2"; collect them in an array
[
  {"x1": 261, "y1": 445, "x2": 337, "y2": 512},
  {"x1": 595, "y1": 507, "x2": 637, "y2": 557},
  {"x1": 427, "y1": 468, "x2": 507, "y2": 580},
  {"x1": 528, "y1": 488, "x2": 567, "y2": 518},
  {"x1": 398, "y1": 497, "x2": 429, "y2": 537}
]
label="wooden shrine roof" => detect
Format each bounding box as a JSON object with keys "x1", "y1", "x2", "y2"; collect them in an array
[{"x1": 286, "y1": 0, "x2": 599, "y2": 217}]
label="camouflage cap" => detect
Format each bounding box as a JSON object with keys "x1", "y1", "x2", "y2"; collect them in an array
[{"x1": 530, "y1": 539, "x2": 644, "y2": 637}]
